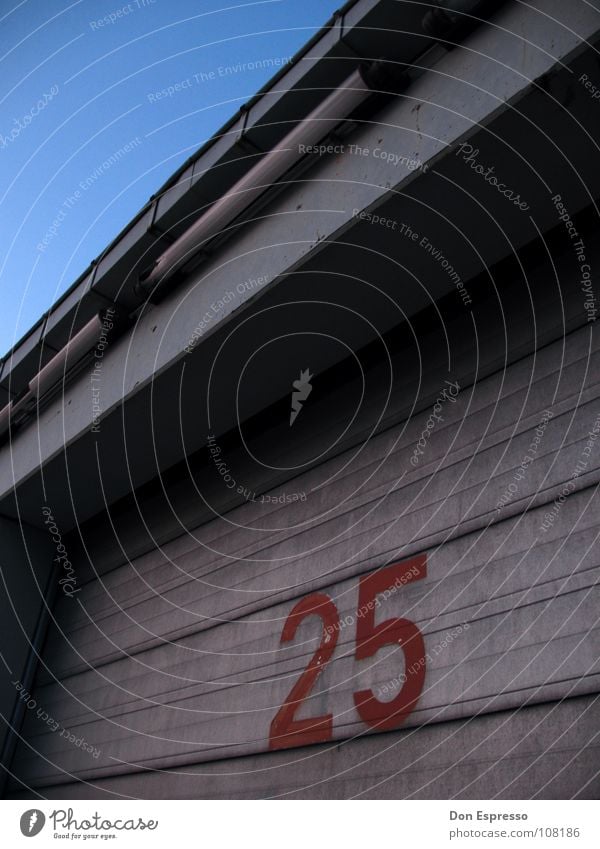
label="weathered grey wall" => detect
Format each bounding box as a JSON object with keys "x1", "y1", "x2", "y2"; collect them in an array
[
  {"x1": 6, "y1": 252, "x2": 599, "y2": 797},
  {"x1": 11, "y1": 695, "x2": 598, "y2": 799}
]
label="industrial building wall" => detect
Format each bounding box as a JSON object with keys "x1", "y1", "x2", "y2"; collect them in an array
[{"x1": 5, "y1": 233, "x2": 600, "y2": 800}]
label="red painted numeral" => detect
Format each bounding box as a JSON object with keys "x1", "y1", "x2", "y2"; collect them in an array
[
  {"x1": 353, "y1": 554, "x2": 427, "y2": 730},
  {"x1": 269, "y1": 554, "x2": 427, "y2": 749},
  {"x1": 269, "y1": 593, "x2": 339, "y2": 750}
]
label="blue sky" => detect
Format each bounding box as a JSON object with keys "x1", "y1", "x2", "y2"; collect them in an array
[{"x1": 0, "y1": 0, "x2": 341, "y2": 356}]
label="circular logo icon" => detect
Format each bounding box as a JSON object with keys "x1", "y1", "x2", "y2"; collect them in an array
[{"x1": 20, "y1": 810, "x2": 45, "y2": 837}]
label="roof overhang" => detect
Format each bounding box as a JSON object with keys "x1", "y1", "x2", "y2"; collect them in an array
[{"x1": 2, "y1": 0, "x2": 599, "y2": 531}]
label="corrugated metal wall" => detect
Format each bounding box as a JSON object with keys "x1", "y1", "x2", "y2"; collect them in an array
[{"x1": 7, "y1": 228, "x2": 600, "y2": 799}]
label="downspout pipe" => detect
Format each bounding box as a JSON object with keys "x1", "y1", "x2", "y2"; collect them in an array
[
  {"x1": 136, "y1": 0, "x2": 505, "y2": 300},
  {"x1": 0, "y1": 556, "x2": 59, "y2": 798},
  {"x1": 136, "y1": 66, "x2": 380, "y2": 298}
]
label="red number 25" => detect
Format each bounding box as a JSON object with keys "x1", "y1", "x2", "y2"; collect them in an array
[{"x1": 269, "y1": 554, "x2": 426, "y2": 750}]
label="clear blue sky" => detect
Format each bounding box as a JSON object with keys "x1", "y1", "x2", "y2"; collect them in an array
[{"x1": 0, "y1": 0, "x2": 342, "y2": 356}]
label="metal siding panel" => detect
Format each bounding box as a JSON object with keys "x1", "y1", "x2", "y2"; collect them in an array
[{"x1": 8, "y1": 318, "x2": 600, "y2": 793}]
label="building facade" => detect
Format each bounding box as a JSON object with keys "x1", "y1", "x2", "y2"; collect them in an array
[{"x1": 1, "y1": 0, "x2": 599, "y2": 799}]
